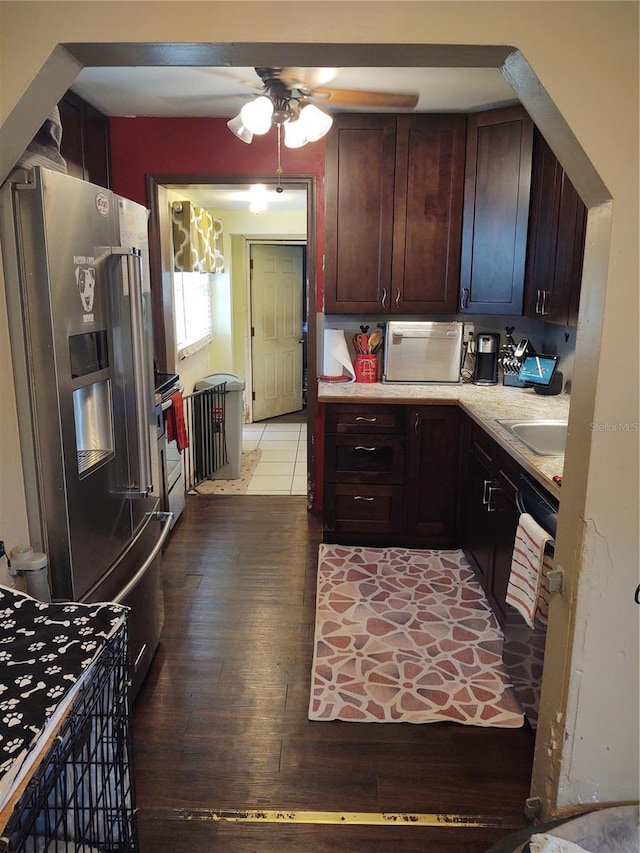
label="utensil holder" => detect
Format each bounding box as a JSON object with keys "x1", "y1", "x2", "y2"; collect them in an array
[{"x1": 354, "y1": 354, "x2": 378, "y2": 383}]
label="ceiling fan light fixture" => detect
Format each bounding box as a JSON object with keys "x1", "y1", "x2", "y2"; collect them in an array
[
  {"x1": 299, "y1": 103, "x2": 333, "y2": 142},
  {"x1": 240, "y1": 95, "x2": 274, "y2": 135},
  {"x1": 283, "y1": 119, "x2": 308, "y2": 149},
  {"x1": 226, "y1": 114, "x2": 253, "y2": 144},
  {"x1": 284, "y1": 103, "x2": 333, "y2": 148}
]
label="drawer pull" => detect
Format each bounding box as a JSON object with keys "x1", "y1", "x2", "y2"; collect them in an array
[
  {"x1": 355, "y1": 445, "x2": 376, "y2": 452},
  {"x1": 355, "y1": 416, "x2": 377, "y2": 423},
  {"x1": 354, "y1": 495, "x2": 375, "y2": 501},
  {"x1": 486, "y1": 484, "x2": 503, "y2": 513}
]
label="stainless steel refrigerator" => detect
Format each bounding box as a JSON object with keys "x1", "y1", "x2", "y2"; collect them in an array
[{"x1": 1, "y1": 167, "x2": 172, "y2": 697}]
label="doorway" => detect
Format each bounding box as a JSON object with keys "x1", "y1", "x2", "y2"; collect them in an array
[{"x1": 147, "y1": 176, "x2": 311, "y2": 496}]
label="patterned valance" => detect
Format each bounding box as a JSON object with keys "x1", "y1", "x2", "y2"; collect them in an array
[{"x1": 171, "y1": 201, "x2": 224, "y2": 273}]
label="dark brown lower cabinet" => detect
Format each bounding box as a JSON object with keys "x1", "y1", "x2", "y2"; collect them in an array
[
  {"x1": 404, "y1": 406, "x2": 459, "y2": 545},
  {"x1": 323, "y1": 404, "x2": 553, "y2": 627},
  {"x1": 322, "y1": 403, "x2": 458, "y2": 548},
  {"x1": 458, "y1": 413, "x2": 522, "y2": 626}
]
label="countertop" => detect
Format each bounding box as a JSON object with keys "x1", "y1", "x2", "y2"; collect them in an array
[{"x1": 317, "y1": 380, "x2": 570, "y2": 500}]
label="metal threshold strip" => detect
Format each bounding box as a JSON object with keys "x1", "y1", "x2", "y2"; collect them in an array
[{"x1": 143, "y1": 807, "x2": 523, "y2": 829}]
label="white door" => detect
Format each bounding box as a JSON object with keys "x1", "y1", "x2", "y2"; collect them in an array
[{"x1": 250, "y1": 243, "x2": 304, "y2": 421}]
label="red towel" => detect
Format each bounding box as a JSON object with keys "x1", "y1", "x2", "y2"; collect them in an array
[{"x1": 165, "y1": 391, "x2": 189, "y2": 451}]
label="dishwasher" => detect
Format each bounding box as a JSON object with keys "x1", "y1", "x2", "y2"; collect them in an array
[{"x1": 502, "y1": 474, "x2": 559, "y2": 729}]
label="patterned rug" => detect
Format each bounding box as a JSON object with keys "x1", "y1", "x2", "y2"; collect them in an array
[
  {"x1": 309, "y1": 544, "x2": 525, "y2": 727},
  {"x1": 196, "y1": 449, "x2": 262, "y2": 495}
]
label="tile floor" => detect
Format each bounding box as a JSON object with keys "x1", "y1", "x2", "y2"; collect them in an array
[{"x1": 242, "y1": 421, "x2": 307, "y2": 495}]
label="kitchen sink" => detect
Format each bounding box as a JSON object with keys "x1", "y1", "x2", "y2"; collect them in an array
[{"x1": 496, "y1": 419, "x2": 568, "y2": 456}]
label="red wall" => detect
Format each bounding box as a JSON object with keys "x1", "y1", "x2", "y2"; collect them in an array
[{"x1": 109, "y1": 116, "x2": 325, "y2": 312}]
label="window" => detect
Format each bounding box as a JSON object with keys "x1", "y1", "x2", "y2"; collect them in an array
[{"x1": 173, "y1": 270, "x2": 213, "y2": 358}]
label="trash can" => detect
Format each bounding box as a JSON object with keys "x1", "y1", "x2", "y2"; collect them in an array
[{"x1": 195, "y1": 373, "x2": 245, "y2": 479}]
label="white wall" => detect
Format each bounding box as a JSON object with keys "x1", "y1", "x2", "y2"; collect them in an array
[{"x1": 0, "y1": 1, "x2": 637, "y2": 817}]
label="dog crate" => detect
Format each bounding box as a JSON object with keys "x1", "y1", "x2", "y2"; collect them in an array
[{"x1": 1, "y1": 622, "x2": 138, "y2": 852}]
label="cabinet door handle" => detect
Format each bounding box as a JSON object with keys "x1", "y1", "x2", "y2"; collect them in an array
[
  {"x1": 482, "y1": 478, "x2": 492, "y2": 505},
  {"x1": 414, "y1": 412, "x2": 419, "y2": 433},
  {"x1": 486, "y1": 484, "x2": 503, "y2": 513},
  {"x1": 381, "y1": 288, "x2": 387, "y2": 309},
  {"x1": 541, "y1": 290, "x2": 548, "y2": 315},
  {"x1": 355, "y1": 416, "x2": 377, "y2": 422},
  {"x1": 460, "y1": 288, "x2": 469, "y2": 310},
  {"x1": 395, "y1": 288, "x2": 401, "y2": 308},
  {"x1": 355, "y1": 446, "x2": 376, "y2": 452},
  {"x1": 354, "y1": 495, "x2": 374, "y2": 501}
]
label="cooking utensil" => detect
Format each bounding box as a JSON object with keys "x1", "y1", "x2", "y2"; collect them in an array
[
  {"x1": 356, "y1": 332, "x2": 369, "y2": 354},
  {"x1": 367, "y1": 329, "x2": 383, "y2": 353}
]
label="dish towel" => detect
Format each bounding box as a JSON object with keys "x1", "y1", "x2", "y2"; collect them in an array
[
  {"x1": 506, "y1": 513, "x2": 554, "y2": 628},
  {"x1": 165, "y1": 390, "x2": 189, "y2": 451}
]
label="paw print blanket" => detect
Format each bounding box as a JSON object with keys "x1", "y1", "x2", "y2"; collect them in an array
[{"x1": 0, "y1": 585, "x2": 126, "y2": 809}]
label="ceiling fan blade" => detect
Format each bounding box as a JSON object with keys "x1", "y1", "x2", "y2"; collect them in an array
[
  {"x1": 277, "y1": 66, "x2": 338, "y2": 90},
  {"x1": 312, "y1": 87, "x2": 419, "y2": 109}
]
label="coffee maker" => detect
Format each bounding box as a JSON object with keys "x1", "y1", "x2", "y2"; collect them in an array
[{"x1": 473, "y1": 333, "x2": 500, "y2": 385}]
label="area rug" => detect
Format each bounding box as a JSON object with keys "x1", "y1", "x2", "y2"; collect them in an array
[
  {"x1": 196, "y1": 449, "x2": 261, "y2": 495},
  {"x1": 309, "y1": 544, "x2": 525, "y2": 727}
]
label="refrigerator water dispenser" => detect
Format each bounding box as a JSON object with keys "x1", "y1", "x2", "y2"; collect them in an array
[{"x1": 72, "y1": 378, "x2": 114, "y2": 476}]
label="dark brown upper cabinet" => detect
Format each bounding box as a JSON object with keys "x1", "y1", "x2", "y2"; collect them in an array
[
  {"x1": 524, "y1": 130, "x2": 587, "y2": 326},
  {"x1": 459, "y1": 106, "x2": 534, "y2": 315},
  {"x1": 58, "y1": 91, "x2": 110, "y2": 188},
  {"x1": 324, "y1": 114, "x2": 466, "y2": 315}
]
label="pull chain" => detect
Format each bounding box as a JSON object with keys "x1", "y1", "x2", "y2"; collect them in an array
[{"x1": 276, "y1": 124, "x2": 284, "y2": 193}]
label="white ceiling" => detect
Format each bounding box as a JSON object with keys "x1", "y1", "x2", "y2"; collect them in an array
[
  {"x1": 72, "y1": 65, "x2": 518, "y2": 211},
  {"x1": 72, "y1": 66, "x2": 518, "y2": 118}
]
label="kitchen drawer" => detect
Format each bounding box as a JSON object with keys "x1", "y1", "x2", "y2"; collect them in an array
[
  {"x1": 323, "y1": 483, "x2": 404, "y2": 535},
  {"x1": 469, "y1": 420, "x2": 498, "y2": 467},
  {"x1": 325, "y1": 434, "x2": 406, "y2": 484},
  {"x1": 325, "y1": 403, "x2": 405, "y2": 434},
  {"x1": 495, "y1": 448, "x2": 522, "y2": 501}
]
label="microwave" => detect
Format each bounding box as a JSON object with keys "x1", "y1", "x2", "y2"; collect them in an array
[{"x1": 382, "y1": 321, "x2": 463, "y2": 384}]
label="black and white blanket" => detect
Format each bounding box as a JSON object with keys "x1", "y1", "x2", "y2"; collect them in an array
[{"x1": 0, "y1": 585, "x2": 126, "y2": 805}]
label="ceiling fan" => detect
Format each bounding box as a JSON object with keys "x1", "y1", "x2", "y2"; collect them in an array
[{"x1": 227, "y1": 66, "x2": 419, "y2": 147}]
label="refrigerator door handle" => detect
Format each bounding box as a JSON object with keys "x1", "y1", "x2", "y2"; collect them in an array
[
  {"x1": 96, "y1": 245, "x2": 153, "y2": 498},
  {"x1": 112, "y1": 511, "x2": 173, "y2": 605},
  {"x1": 126, "y1": 248, "x2": 154, "y2": 498}
]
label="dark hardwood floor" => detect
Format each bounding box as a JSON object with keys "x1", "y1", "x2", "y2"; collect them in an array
[{"x1": 132, "y1": 496, "x2": 535, "y2": 852}]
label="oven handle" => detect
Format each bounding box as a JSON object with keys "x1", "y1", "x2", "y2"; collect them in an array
[{"x1": 516, "y1": 474, "x2": 559, "y2": 544}]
